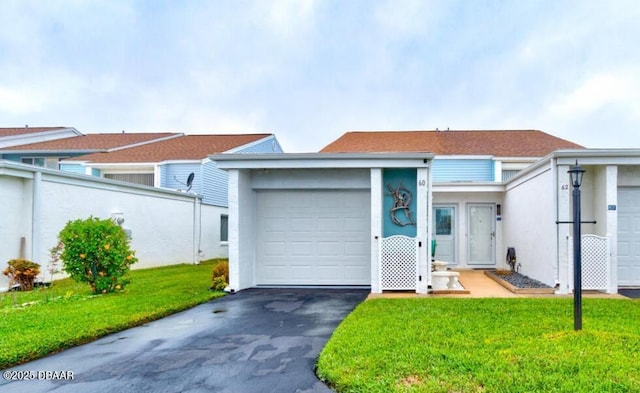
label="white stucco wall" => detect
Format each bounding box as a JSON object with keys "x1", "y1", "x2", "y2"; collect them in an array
[
  {"x1": 503, "y1": 164, "x2": 556, "y2": 286},
  {"x1": 200, "y1": 204, "x2": 229, "y2": 260},
  {"x1": 0, "y1": 175, "x2": 33, "y2": 271},
  {"x1": 228, "y1": 169, "x2": 257, "y2": 291},
  {"x1": 619, "y1": 166, "x2": 640, "y2": 186},
  {"x1": 0, "y1": 162, "x2": 223, "y2": 290}
]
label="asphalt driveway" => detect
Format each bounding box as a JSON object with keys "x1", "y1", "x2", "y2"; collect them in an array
[{"x1": 1, "y1": 288, "x2": 368, "y2": 393}]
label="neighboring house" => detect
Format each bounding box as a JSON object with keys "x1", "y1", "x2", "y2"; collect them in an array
[
  {"x1": 62, "y1": 133, "x2": 282, "y2": 206},
  {"x1": 1, "y1": 129, "x2": 283, "y2": 263},
  {"x1": 0, "y1": 160, "x2": 208, "y2": 291},
  {"x1": 0, "y1": 131, "x2": 180, "y2": 170},
  {"x1": 214, "y1": 129, "x2": 637, "y2": 296},
  {"x1": 0, "y1": 126, "x2": 82, "y2": 149}
]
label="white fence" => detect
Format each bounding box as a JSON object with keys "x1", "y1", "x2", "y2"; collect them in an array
[
  {"x1": 581, "y1": 234, "x2": 610, "y2": 290},
  {"x1": 379, "y1": 235, "x2": 418, "y2": 290},
  {"x1": 567, "y1": 234, "x2": 611, "y2": 291}
]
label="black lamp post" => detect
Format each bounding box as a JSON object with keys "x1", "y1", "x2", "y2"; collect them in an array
[{"x1": 568, "y1": 160, "x2": 585, "y2": 331}]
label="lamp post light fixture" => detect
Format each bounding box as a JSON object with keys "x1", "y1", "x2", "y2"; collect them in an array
[{"x1": 568, "y1": 160, "x2": 585, "y2": 331}]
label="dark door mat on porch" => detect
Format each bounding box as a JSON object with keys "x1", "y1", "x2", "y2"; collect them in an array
[{"x1": 618, "y1": 289, "x2": 640, "y2": 299}]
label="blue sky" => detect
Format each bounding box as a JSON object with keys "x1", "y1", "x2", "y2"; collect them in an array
[{"x1": 1, "y1": 0, "x2": 639, "y2": 152}]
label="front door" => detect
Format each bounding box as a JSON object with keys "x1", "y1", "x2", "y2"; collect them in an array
[
  {"x1": 468, "y1": 204, "x2": 495, "y2": 265},
  {"x1": 433, "y1": 205, "x2": 456, "y2": 264}
]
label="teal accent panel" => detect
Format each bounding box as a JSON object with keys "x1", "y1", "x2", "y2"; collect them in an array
[
  {"x1": 432, "y1": 159, "x2": 494, "y2": 182},
  {"x1": 91, "y1": 168, "x2": 100, "y2": 177},
  {"x1": 383, "y1": 168, "x2": 417, "y2": 237}
]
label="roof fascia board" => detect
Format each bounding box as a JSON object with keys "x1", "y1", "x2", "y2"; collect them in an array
[
  {"x1": 1, "y1": 149, "x2": 102, "y2": 155},
  {"x1": 86, "y1": 162, "x2": 157, "y2": 168},
  {"x1": 0, "y1": 127, "x2": 82, "y2": 140},
  {"x1": 211, "y1": 153, "x2": 433, "y2": 169},
  {"x1": 107, "y1": 133, "x2": 184, "y2": 152},
  {"x1": 433, "y1": 182, "x2": 505, "y2": 193},
  {"x1": 553, "y1": 149, "x2": 640, "y2": 165},
  {"x1": 493, "y1": 156, "x2": 540, "y2": 162},
  {"x1": 435, "y1": 155, "x2": 494, "y2": 160},
  {"x1": 157, "y1": 159, "x2": 202, "y2": 165},
  {"x1": 505, "y1": 148, "x2": 640, "y2": 185}
]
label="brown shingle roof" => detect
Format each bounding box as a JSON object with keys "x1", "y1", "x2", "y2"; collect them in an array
[
  {"x1": 4, "y1": 133, "x2": 179, "y2": 151},
  {"x1": 68, "y1": 134, "x2": 273, "y2": 163},
  {"x1": 320, "y1": 130, "x2": 584, "y2": 157},
  {"x1": 0, "y1": 127, "x2": 69, "y2": 137}
]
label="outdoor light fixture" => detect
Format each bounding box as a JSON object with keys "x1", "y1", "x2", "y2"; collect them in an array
[
  {"x1": 568, "y1": 160, "x2": 585, "y2": 331},
  {"x1": 568, "y1": 161, "x2": 585, "y2": 188}
]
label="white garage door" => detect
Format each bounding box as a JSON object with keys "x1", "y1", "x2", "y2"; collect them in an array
[
  {"x1": 618, "y1": 187, "x2": 640, "y2": 286},
  {"x1": 256, "y1": 190, "x2": 371, "y2": 286}
]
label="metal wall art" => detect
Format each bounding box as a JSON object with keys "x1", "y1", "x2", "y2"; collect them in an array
[{"x1": 387, "y1": 182, "x2": 416, "y2": 226}]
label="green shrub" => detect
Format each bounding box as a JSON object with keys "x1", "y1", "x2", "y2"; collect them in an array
[
  {"x1": 212, "y1": 261, "x2": 229, "y2": 283},
  {"x1": 55, "y1": 216, "x2": 138, "y2": 294},
  {"x1": 3, "y1": 259, "x2": 41, "y2": 291}
]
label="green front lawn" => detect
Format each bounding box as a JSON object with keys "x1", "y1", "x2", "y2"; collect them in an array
[
  {"x1": 0, "y1": 260, "x2": 225, "y2": 369},
  {"x1": 317, "y1": 298, "x2": 640, "y2": 393}
]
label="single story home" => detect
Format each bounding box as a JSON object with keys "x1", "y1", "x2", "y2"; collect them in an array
[{"x1": 214, "y1": 130, "x2": 640, "y2": 295}]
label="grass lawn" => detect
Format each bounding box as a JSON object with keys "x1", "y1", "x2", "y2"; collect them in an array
[
  {"x1": 317, "y1": 298, "x2": 640, "y2": 393},
  {"x1": 0, "y1": 259, "x2": 225, "y2": 369}
]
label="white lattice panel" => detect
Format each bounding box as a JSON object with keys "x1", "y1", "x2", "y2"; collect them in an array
[
  {"x1": 582, "y1": 235, "x2": 609, "y2": 290},
  {"x1": 379, "y1": 235, "x2": 418, "y2": 290}
]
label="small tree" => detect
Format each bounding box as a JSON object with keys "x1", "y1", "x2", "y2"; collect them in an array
[
  {"x1": 3, "y1": 259, "x2": 41, "y2": 291},
  {"x1": 57, "y1": 216, "x2": 138, "y2": 294}
]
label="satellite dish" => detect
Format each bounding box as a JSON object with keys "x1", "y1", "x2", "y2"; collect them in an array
[{"x1": 174, "y1": 172, "x2": 195, "y2": 192}]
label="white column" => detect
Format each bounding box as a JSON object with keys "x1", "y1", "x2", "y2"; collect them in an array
[
  {"x1": 416, "y1": 167, "x2": 429, "y2": 293},
  {"x1": 227, "y1": 169, "x2": 241, "y2": 291},
  {"x1": 556, "y1": 164, "x2": 572, "y2": 294},
  {"x1": 370, "y1": 168, "x2": 382, "y2": 293},
  {"x1": 606, "y1": 165, "x2": 618, "y2": 294}
]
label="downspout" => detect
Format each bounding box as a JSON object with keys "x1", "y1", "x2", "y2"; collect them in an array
[
  {"x1": 31, "y1": 170, "x2": 42, "y2": 267},
  {"x1": 192, "y1": 194, "x2": 202, "y2": 265},
  {"x1": 551, "y1": 157, "x2": 560, "y2": 286},
  {"x1": 427, "y1": 162, "x2": 433, "y2": 288}
]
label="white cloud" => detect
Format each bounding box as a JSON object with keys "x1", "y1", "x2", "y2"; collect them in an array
[{"x1": 551, "y1": 71, "x2": 640, "y2": 118}]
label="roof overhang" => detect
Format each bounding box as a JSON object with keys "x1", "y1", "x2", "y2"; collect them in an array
[
  {"x1": 553, "y1": 149, "x2": 640, "y2": 166},
  {"x1": 210, "y1": 152, "x2": 434, "y2": 169},
  {"x1": 506, "y1": 148, "x2": 640, "y2": 185}
]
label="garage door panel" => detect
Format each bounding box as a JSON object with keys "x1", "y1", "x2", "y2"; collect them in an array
[
  {"x1": 257, "y1": 190, "x2": 371, "y2": 286},
  {"x1": 263, "y1": 242, "x2": 287, "y2": 256},
  {"x1": 345, "y1": 241, "x2": 368, "y2": 256},
  {"x1": 291, "y1": 242, "x2": 314, "y2": 255},
  {"x1": 318, "y1": 242, "x2": 342, "y2": 256}
]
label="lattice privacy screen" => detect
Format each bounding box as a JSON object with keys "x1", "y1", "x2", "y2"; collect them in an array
[
  {"x1": 379, "y1": 235, "x2": 418, "y2": 290},
  {"x1": 581, "y1": 234, "x2": 610, "y2": 290}
]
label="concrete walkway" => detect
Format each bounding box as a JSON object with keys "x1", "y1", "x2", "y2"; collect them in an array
[{"x1": 367, "y1": 269, "x2": 627, "y2": 299}]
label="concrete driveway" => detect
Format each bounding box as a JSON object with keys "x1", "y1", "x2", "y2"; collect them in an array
[{"x1": 1, "y1": 288, "x2": 368, "y2": 393}]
